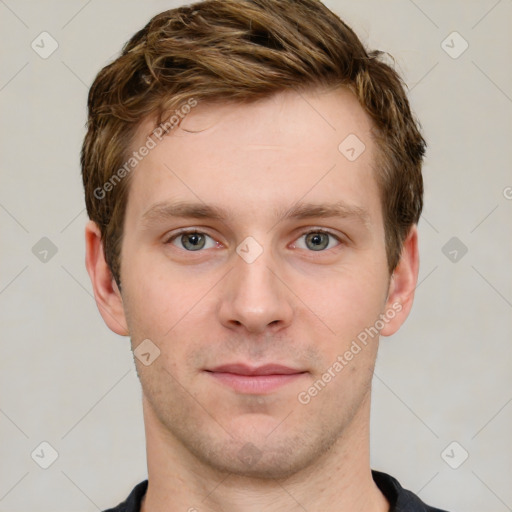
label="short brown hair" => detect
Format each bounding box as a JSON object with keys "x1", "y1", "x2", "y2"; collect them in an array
[{"x1": 81, "y1": 0, "x2": 426, "y2": 288}]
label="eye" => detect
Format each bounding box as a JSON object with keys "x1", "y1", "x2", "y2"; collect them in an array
[
  {"x1": 165, "y1": 228, "x2": 342, "y2": 253},
  {"x1": 294, "y1": 229, "x2": 341, "y2": 252},
  {"x1": 165, "y1": 230, "x2": 218, "y2": 251}
]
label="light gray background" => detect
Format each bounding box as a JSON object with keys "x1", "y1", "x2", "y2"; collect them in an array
[{"x1": 1, "y1": 1, "x2": 511, "y2": 511}]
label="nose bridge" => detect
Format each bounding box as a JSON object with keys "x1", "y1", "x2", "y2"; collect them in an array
[{"x1": 218, "y1": 236, "x2": 294, "y2": 332}]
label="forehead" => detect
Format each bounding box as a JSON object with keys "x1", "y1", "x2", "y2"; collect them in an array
[{"x1": 124, "y1": 87, "x2": 381, "y2": 228}]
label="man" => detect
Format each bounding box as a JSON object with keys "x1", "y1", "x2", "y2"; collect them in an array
[{"x1": 82, "y1": 0, "x2": 449, "y2": 510}]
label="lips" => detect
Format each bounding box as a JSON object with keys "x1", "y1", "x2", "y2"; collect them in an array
[
  {"x1": 204, "y1": 363, "x2": 307, "y2": 393},
  {"x1": 206, "y1": 363, "x2": 305, "y2": 376}
]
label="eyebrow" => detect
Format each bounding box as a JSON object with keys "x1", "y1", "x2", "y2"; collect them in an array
[{"x1": 141, "y1": 199, "x2": 370, "y2": 228}]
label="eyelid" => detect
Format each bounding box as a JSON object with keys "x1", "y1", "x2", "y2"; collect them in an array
[
  {"x1": 300, "y1": 227, "x2": 342, "y2": 239},
  {"x1": 164, "y1": 228, "x2": 206, "y2": 242}
]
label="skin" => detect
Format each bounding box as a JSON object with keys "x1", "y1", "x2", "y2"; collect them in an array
[{"x1": 86, "y1": 87, "x2": 419, "y2": 512}]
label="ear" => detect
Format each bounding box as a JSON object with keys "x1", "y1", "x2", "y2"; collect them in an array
[
  {"x1": 380, "y1": 225, "x2": 419, "y2": 337},
  {"x1": 85, "y1": 220, "x2": 129, "y2": 336}
]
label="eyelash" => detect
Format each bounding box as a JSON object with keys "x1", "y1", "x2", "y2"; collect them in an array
[{"x1": 164, "y1": 228, "x2": 343, "y2": 252}]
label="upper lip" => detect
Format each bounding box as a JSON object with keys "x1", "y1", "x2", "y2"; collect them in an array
[{"x1": 207, "y1": 364, "x2": 305, "y2": 376}]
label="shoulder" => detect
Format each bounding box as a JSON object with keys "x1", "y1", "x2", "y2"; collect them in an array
[
  {"x1": 372, "y1": 470, "x2": 451, "y2": 512},
  {"x1": 102, "y1": 480, "x2": 148, "y2": 512}
]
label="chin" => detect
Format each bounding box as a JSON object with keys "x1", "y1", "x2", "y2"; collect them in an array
[{"x1": 182, "y1": 426, "x2": 339, "y2": 481}]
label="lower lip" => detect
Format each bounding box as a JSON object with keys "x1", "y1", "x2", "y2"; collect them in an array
[{"x1": 206, "y1": 371, "x2": 306, "y2": 393}]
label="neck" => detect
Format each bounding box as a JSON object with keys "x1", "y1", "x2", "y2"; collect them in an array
[{"x1": 140, "y1": 392, "x2": 389, "y2": 512}]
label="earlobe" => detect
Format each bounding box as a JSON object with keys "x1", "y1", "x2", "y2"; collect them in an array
[
  {"x1": 380, "y1": 226, "x2": 420, "y2": 337},
  {"x1": 85, "y1": 220, "x2": 129, "y2": 336}
]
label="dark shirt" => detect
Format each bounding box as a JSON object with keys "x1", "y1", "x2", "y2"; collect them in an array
[{"x1": 103, "y1": 470, "x2": 450, "y2": 511}]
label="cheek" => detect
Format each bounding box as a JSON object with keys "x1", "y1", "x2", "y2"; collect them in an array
[
  {"x1": 306, "y1": 265, "x2": 389, "y2": 340},
  {"x1": 121, "y1": 271, "x2": 202, "y2": 380},
  {"x1": 122, "y1": 248, "x2": 207, "y2": 331}
]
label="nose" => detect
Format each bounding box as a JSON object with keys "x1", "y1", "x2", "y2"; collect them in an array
[{"x1": 217, "y1": 243, "x2": 294, "y2": 334}]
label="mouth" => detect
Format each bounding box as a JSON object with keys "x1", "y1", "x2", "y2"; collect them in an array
[{"x1": 204, "y1": 363, "x2": 308, "y2": 394}]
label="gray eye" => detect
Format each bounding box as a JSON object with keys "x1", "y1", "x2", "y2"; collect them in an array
[
  {"x1": 180, "y1": 232, "x2": 206, "y2": 251},
  {"x1": 305, "y1": 232, "x2": 330, "y2": 251},
  {"x1": 295, "y1": 231, "x2": 340, "y2": 252},
  {"x1": 167, "y1": 230, "x2": 217, "y2": 251}
]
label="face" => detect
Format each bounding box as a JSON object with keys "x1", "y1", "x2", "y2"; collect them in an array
[{"x1": 88, "y1": 87, "x2": 418, "y2": 479}]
